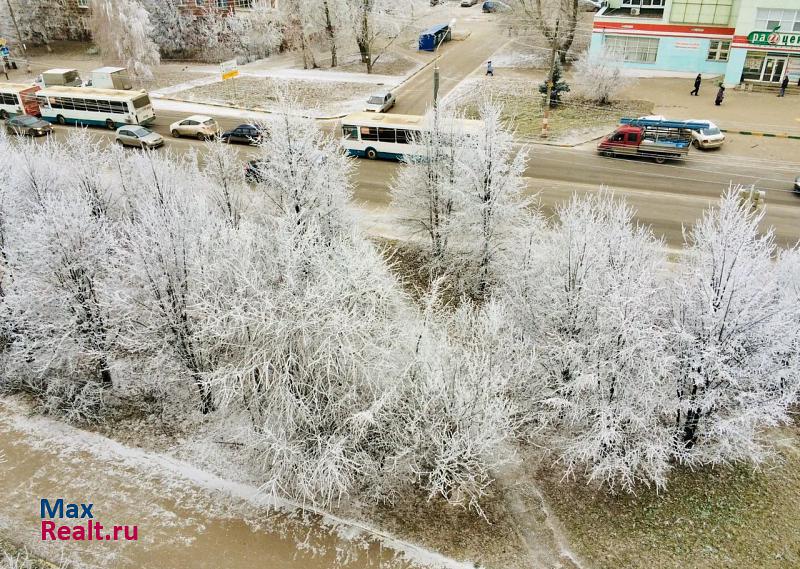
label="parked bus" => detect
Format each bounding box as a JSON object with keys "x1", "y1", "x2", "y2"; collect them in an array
[
  {"x1": 35, "y1": 87, "x2": 155, "y2": 129},
  {"x1": 0, "y1": 83, "x2": 41, "y2": 120},
  {"x1": 339, "y1": 112, "x2": 483, "y2": 161}
]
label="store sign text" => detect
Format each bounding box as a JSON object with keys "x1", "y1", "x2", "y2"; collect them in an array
[{"x1": 747, "y1": 30, "x2": 800, "y2": 46}]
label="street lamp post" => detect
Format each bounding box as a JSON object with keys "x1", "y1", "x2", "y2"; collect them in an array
[{"x1": 433, "y1": 18, "x2": 457, "y2": 108}]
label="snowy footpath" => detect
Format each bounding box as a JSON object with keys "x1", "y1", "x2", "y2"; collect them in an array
[{"x1": 0, "y1": 399, "x2": 472, "y2": 569}]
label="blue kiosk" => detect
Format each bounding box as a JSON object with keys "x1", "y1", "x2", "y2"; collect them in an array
[{"x1": 418, "y1": 24, "x2": 452, "y2": 52}]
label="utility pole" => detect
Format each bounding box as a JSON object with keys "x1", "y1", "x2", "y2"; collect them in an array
[
  {"x1": 432, "y1": 19, "x2": 455, "y2": 109},
  {"x1": 433, "y1": 63, "x2": 440, "y2": 107},
  {"x1": 4, "y1": 0, "x2": 31, "y2": 74},
  {"x1": 541, "y1": 19, "x2": 559, "y2": 139}
]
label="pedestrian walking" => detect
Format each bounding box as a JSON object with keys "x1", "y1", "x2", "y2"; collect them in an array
[
  {"x1": 486, "y1": 60, "x2": 493, "y2": 77},
  {"x1": 714, "y1": 85, "x2": 725, "y2": 106},
  {"x1": 779, "y1": 75, "x2": 789, "y2": 97},
  {"x1": 1, "y1": 62, "x2": 8, "y2": 81},
  {"x1": 690, "y1": 73, "x2": 701, "y2": 96}
]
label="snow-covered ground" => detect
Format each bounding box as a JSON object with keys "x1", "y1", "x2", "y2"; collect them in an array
[{"x1": 0, "y1": 397, "x2": 474, "y2": 569}]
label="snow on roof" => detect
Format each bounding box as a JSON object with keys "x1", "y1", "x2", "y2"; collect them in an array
[
  {"x1": 0, "y1": 83, "x2": 40, "y2": 92},
  {"x1": 91, "y1": 66, "x2": 128, "y2": 74},
  {"x1": 38, "y1": 86, "x2": 148, "y2": 98},
  {"x1": 43, "y1": 68, "x2": 79, "y2": 74},
  {"x1": 342, "y1": 112, "x2": 484, "y2": 132}
]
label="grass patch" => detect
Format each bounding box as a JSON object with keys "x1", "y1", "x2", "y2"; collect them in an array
[
  {"x1": 173, "y1": 77, "x2": 376, "y2": 114},
  {"x1": 452, "y1": 77, "x2": 653, "y2": 141},
  {"x1": 537, "y1": 425, "x2": 800, "y2": 568}
]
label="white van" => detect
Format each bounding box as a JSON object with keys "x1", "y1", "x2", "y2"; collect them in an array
[{"x1": 35, "y1": 68, "x2": 83, "y2": 88}]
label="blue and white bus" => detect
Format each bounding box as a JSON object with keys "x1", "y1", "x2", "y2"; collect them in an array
[
  {"x1": 35, "y1": 86, "x2": 155, "y2": 129},
  {"x1": 340, "y1": 112, "x2": 483, "y2": 161}
]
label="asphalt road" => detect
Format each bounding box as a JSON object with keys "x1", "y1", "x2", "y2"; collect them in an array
[{"x1": 30, "y1": 107, "x2": 800, "y2": 250}]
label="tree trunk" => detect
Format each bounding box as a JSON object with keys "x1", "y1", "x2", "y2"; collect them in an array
[
  {"x1": 322, "y1": 0, "x2": 337, "y2": 67},
  {"x1": 193, "y1": 372, "x2": 214, "y2": 415},
  {"x1": 558, "y1": 0, "x2": 579, "y2": 64},
  {"x1": 358, "y1": 1, "x2": 372, "y2": 73}
]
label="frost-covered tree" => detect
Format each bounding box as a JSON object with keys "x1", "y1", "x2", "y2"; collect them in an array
[
  {"x1": 114, "y1": 152, "x2": 226, "y2": 414},
  {"x1": 227, "y1": 1, "x2": 283, "y2": 62},
  {"x1": 0, "y1": 0, "x2": 90, "y2": 48},
  {"x1": 200, "y1": 137, "x2": 252, "y2": 228},
  {"x1": 250, "y1": 106, "x2": 352, "y2": 240},
  {"x1": 90, "y1": 0, "x2": 161, "y2": 80},
  {"x1": 391, "y1": 107, "x2": 470, "y2": 280},
  {"x1": 572, "y1": 46, "x2": 634, "y2": 105},
  {"x1": 349, "y1": 0, "x2": 419, "y2": 73},
  {"x1": 199, "y1": 218, "x2": 412, "y2": 506},
  {"x1": 670, "y1": 189, "x2": 800, "y2": 466},
  {"x1": 501, "y1": 191, "x2": 675, "y2": 490},
  {"x1": 454, "y1": 101, "x2": 532, "y2": 299},
  {"x1": 384, "y1": 295, "x2": 526, "y2": 512},
  {"x1": 1, "y1": 138, "x2": 121, "y2": 420},
  {"x1": 510, "y1": 0, "x2": 581, "y2": 64}
]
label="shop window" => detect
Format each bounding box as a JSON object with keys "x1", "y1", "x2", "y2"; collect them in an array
[
  {"x1": 77, "y1": 0, "x2": 89, "y2": 7},
  {"x1": 707, "y1": 40, "x2": 730, "y2": 61},
  {"x1": 671, "y1": 0, "x2": 733, "y2": 25},
  {"x1": 622, "y1": 0, "x2": 665, "y2": 8},
  {"x1": 604, "y1": 35, "x2": 659, "y2": 64},
  {"x1": 755, "y1": 9, "x2": 800, "y2": 32}
]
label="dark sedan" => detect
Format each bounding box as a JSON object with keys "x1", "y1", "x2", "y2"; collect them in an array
[
  {"x1": 5, "y1": 115, "x2": 53, "y2": 137},
  {"x1": 220, "y1": 124, "x2": 266, "y2": 145}
]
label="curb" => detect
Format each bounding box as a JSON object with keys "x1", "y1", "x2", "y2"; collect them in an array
[{"x1": 721, "y1": 128, "x2": 800, "y2": 140}]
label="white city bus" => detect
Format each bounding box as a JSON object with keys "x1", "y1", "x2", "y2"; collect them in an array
[
  {"x1": 35, "y1": 86, "x2": 155, "y2": 129},
  {"x1": 340, "y1": 112, "x2": 483, "y2": 161},
  {"x1": 0, "y1": 83, "x2": 41, "y2": 119}
]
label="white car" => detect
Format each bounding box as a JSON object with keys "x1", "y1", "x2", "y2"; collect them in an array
[
  {"x1": 579, "y1": 0, "x2": 602, "y2": 11},
  {"x1": 169, "y1": 115, "x2": 220, "y2": 140},
  {"x1": 364, "y1": 91, "x2": 396, "y2": 113},
  {"x1": 115, "y1": 125, "x2": 164, "y2": 149},
  {"x1": 688, "y1": 120, "x2": 725, "y2": 149}
]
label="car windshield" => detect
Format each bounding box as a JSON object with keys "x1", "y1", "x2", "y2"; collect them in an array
[
  {"x1": 702, "y1": 127, "x2": 721, "y2": 136},
  {"x1": 15, "y1": 116, "x2": 38, "y2": 126},
  {"x1": 130, "y1": 127, "x2": 151, "y2": 137},
  {"x1": 202, "y1": 119, "x2": 216, "y2": 125},
  {"x1": 368, "y1": 96, "x2": 386, "y2": 104}
]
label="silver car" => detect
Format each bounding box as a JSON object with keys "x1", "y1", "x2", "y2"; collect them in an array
[
  {"x1": 115, "y1": 125, "x2": 164, "y2": 149},
  {"x1": 365, "y1": 91, "x2": 396, "y2": 113},
  {"x1": 169, "y1": 115, "x2": 220, "y2": 140}
]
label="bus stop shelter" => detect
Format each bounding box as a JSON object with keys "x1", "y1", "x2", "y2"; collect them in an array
[{"x1": 418, "y1": 23, "x2": 452, "y2": 51}]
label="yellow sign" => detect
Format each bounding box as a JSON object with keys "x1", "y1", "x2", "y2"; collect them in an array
[{"x1": 220, "y1": 59, "x2": 238, "y2": 81}]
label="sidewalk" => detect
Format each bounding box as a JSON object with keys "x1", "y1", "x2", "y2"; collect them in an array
[{"x1": 621, "y1": 77, "x2": 800, "y2": 137}]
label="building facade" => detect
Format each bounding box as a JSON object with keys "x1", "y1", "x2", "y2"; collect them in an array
[{"x1": 589, "y1": 0, "x2": 800, "y2": 86}]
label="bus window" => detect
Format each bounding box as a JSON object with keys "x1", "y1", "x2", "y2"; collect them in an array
[
  {"x1": 378, "y1": 128, "x2": 396, "y2": 143},
  {"x1": 342, "y1": 125, "x2": 358, "y2": 139},
  {"x1": 0, "y1": 93, "x2": 18, "y2": 105},
  {"x1": 360, "y1": 126, "x2": 378, "y2": 141},
  {"x1": 132, "y1": 94, "x2": 151, "y2": 109},
  {"x1": 110, "y1": 101, "x2": 127, "y2": 114},
  {"x1": 396, "y1": 129, "x2": 415, "y2": 144}
]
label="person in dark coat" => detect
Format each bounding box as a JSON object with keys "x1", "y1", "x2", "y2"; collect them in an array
[
  {"x1": 715, "y1": 85, "x2": 725, "y2": 106},
  {"x1": 690, "y1": 73, "x2": 701, "y2": 96},
  {"x1": 779, "y1": 75, "x2": 789, "y2": 97}
]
